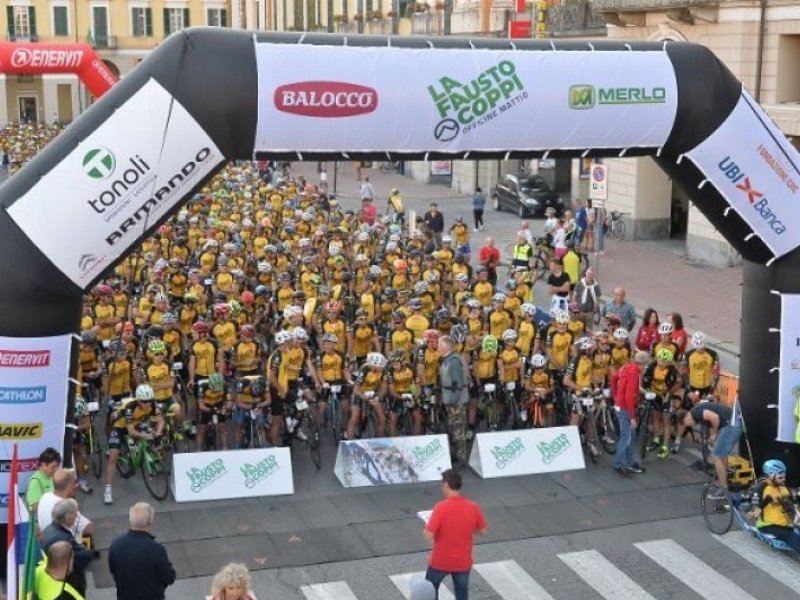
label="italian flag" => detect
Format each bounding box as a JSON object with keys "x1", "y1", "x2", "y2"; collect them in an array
[{"x1": 5, "y1": 444, "x2": 37, "y2": 600}]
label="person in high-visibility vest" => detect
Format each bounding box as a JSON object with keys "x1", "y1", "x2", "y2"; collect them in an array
[
  {"x1": 387, "y1": 188, "x2": 405, "y2": 227},
  {"x1": 34, "y1": 540, "x2": 86, "y2": 600},
  {"x1": 511, "y1": 233, "x2": 533, "y2": 271}
]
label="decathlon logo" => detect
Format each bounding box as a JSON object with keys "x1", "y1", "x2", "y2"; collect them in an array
[
  {"x1": 0, "y1": 386, "x2": 46, "y2": 404},
  {"x1": 83, "y1": 147, "x2": 116, "y2": 180},
  {"x1": 274, "y1": 81, "x2": 378, "y2": 118},
  {"x1": 718, "y1": 156, "x2": 786, "y2": 235}
]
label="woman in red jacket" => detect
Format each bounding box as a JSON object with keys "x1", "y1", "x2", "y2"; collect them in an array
[
  {"x1": 611, "y1": 351, "x2": 650, "y2": 476},
  {"x1": 669, "y1": 312, "x2": 688, "y2": 359},
  {"x1": 635, "y1": 308, "x2": 659, "y2": 352}
]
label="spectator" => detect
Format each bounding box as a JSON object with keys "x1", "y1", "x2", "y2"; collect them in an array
[
  {"x1": 552, "y1": 219, "x2": 568, "y2": 259},
  {"x1": 34, "y1": 540, "x2": 84, "y2": 600},
  {"x1": 574, "y1": 199, "x2": 587, "y2": 248},
  {"x1": 439, "y1": 336, "x2": 469, "y2": 468},
  {"x1": 593, "y1": 204, "x2": 607, "y2": 256},
  {"x1": 573, "y1": 268, "x2": 602, "y2": 330},
  {"x1": 547, "y1": 258, "x2": 571, "y2": 313},
  {"x1": 361, "y1": 197, "x2": 377, "y2": 227},
  {"x1": 359, "y1": 175, "x2": 375, "y2": 201},
  {"x1": 669, "y1": 312, "x2": 688, "y2": 358},
  {"x1": 109, "y1": 502, "x2": 176, "y2": 600},
  {"x1": 517, "y1": 220, "x2": 534, "y2": 247},
  {"x1": 208, "y1": 563, "x2": 257, "y2": 600},
  {"x1": 636, "y1": 308, "x2": 660, "y2": 352},
  {"x1": 562, "y1": 245, "x2": 581, "y2": 298},
  {"x1": 410, "y1": 578, "x2": 436, "y2": 600},
  {"x1": 354, "y1": 161, "x2": 363, "y2": 181},
  {"x1": 478, "y1": 237, "x2": 500, "y2": 286},
  {"x1": 424, "y1": 202, "x2": 445, "y2": 249},
  {"x1": 471, "y1": 187, "x2": 486, "y2": 232},
  {"x1": 40, "y1": 499, "x2": 93, "y2": 597},
  {"x1": 583, "y1": 198, "x2": 595, "y2": 252},
  {"x1": 611, "y1": 351, "x2": 650, "y2": 476},
  {"x1": 423, "y1": 469, "x2": 487, "y2": 600},
  {"x1": 26, "y1": 447, "x2": 61, "y2": 517},
  {"x1": 37, "y1": 469, "x2": 92, "y2": 540},
  {"x1": 511, "y1": 232, "x2": 534, "y2": 271},
  {"x1": 602, "y1": 287, "x2": 636, "y2": 332}
]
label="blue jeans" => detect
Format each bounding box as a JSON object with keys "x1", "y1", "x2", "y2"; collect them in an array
[
  {"x1": 613, "y1": 408, "x2": 636, "y2": 469},
  {"x1": 426, "y1": 566, "x2": 470, "y2": 600}
]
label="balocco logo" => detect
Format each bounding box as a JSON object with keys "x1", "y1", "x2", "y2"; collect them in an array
[
  {"x1": 83, "y1": 147, "x2": 116, "y2": 180},
  {"x1": 274, "y1": 81, "x2": 378, "y2": 118}
]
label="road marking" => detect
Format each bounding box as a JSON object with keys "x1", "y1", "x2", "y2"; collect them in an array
[
  {"x1": 474, "y1": 560, "x2": 556, "y2": 599},
  {"x1": 559, "y1": 549, "x2": 657, "y2": 600},
  {"x1": 389, "y1": 571, "x2": 454, "y2": 600},
  {"x1": 714, "y1": 531, "x2": 800, "y2": 595},
  {"x1": 300, "y1": 581, "x2": 359, "y2": 600},
  {"x1": 635, "y1": 539, "x2": 759, "y2": 600}
]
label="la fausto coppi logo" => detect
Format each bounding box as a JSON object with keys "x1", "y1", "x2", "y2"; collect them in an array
[{"x1": 427, "y1": 60, "x2": 527, "y2": 142}]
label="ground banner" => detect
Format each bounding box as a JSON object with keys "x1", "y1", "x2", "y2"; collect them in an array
[
  {"x1": 0, "y1": 335, "x2": 71, "y2": 522},
  {"x1": 255, "y1": 44, "x2": 678, "y2": 154},
  {"x1": 469, "y1": 426, "x2": 585, "y2": 478},
  {"x1": 686, "y1": 91, "x2": 800, "y2": 259},
  {"x1": 777, "y1": 294, "x2": 800, "y2": 444},
  {"x1": 334, "y1": 435, "x2": 451, "y2": 487},
  {"x1": 8, "y1": 78, "x2": 225, "y2": 287},
  {"x1": 171, "y1": 447, "x2": 293, "y2": 502}
]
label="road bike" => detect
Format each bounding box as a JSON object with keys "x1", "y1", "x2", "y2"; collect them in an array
[
  {"x1": 608, "y1": 210, "x2": 628, "y2": 241},
  {"x1": 293, "y1": 395, "x2": 322, "y2": 470},
  {"x1": 593, "y1": 388, "x2": 620, "y2": 455},
  {"x1": 115, "y1": 434, "x2": 170, "y2": 501},
  {"x1": 575, "y1": 388, "x2": 601, "y2": 464},
  {"x1": 322, "y1": 382, "x2": 345, "y2": 443},
  {"x1": 419, "y1": 387, "x2": 447, "y2": 435},
  {"x1": 480, "y1": 382, "x2": 505, "y2": 431},
  {"x1": 636, "y1": 391, "x2": 659, "y2": 461}
]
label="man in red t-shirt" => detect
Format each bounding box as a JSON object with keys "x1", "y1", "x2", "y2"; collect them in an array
[
  {"x1": 478, "y1": 237, "x2": 500, "y2": 286},
  {"x1": 423, "y1": 469, "x2": 487, "y2": 599}
]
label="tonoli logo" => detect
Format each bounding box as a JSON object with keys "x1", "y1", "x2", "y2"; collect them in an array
[
  {"x1": 83, "y1": 147, "x2": 116, "y2": 180},
  {"x1": 718, "y1": 156, "x2": 786, "y2": 235},
  {"x1": 274, "y1": 81, "x2": 378, "y2": 118}
]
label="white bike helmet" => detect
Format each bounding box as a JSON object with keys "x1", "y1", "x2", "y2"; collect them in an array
[
  {"x1": 274, "y1": 330, "x2": 292, "y2": 345},
  {"x1": 658, "y1": 322, "x2": 674, "y2": 335},
  {"x1": 691, "y1": 330, "x2": 707, "y2": 348},
  {"x1": 530, "y1": 354, "x2": 548, "y2": 368},
  {"x1": 135, "y1": 384, "x2": 155, "y2": 401},
  {"x1": 520, "y1": 303, "x2": 536, "y2": 317},
  {"x1": 292, "y1": 327, "x2": 309, "y2": 342},
  {"x1": 502, "y1": 329, "x2": 518, "y2": 342},
  {"x1": 366, "y1": 352, "x2": 388, "y2": 369},
  {"x1": 554, "y1": 310, "x2": 570, "y2": 325},
  {"x1": 613, "y1": 327, "x2": 629, "y2": 341}
]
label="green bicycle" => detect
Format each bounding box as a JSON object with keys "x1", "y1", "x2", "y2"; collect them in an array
[{"x1": 115, "y1": 435, "x2": 171, "y2": 501}]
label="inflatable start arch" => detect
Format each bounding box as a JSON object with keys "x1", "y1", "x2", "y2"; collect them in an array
[{"x1": 0, "y1": 28, "x2": 798, "y2": 491}]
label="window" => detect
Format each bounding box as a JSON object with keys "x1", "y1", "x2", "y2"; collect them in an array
[
  {"x1": 52, "y1": 6, "x2": 69, "y2": 36},
  {"x1": 92, "y1": 6, "x2": 109, "y2": 46},
  {"x1": 164, "y1": 8, "x2": 190, "y2": 36},
  {"x1": 206, "y1": 7, "x2": 227, "y2": 27},
  {"x1": 132, "y1": 7, "x2": 153, "y2": 37},
  {"x1": 6, "y1": 6, "x2": 37, "y2": 40}
]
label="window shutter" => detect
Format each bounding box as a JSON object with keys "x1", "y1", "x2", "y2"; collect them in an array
[
  {"x1": 163, "y1": 8, "x2": 170, "y2": 36},
  {"x1": 28, "y1": 6, "x2": 37, "y2": 36},
  {"x1": 145, "y1": 8, "x2": 153, "y2": 36},
  {"x1": 183, "y1": 8, "x2": 190, "y2": 28},
  {"x1": 221, "y1": 9, "x2": 228, "y2": 27},
  {"x1": 6, "y1": 6, "x2": 14, "y2": 38}
]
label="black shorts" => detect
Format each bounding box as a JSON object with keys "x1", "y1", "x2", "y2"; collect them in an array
[
  {"x1": 108, "y1": 427, "x2": 127, "y2": 450},
  {"x1": 198, "y1": 406, "x2": 228, "y2": 425}
]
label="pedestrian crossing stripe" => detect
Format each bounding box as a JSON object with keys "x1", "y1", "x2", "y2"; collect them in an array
[{"x1": 299, "y1": 535, "x2": 800, "y2": 599}]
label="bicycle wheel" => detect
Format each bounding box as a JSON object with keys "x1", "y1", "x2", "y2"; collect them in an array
[
  {"x1": 614, "y1": 220, "x2": 626, "y2": 241},
  {"x1": 115, "y1": 444, "x2": 135, "y2": 479},
  {"x1": 89, "y1": 422, "x2": 103, "y2": 479},
  {"x1": 364, "y1": 409, "x2": 378, "y2": 439},
  {"x1": 585, "y1": 417, "x2": 601, "y2": 464},
  {"x1": 597, "y1": 407, "x2": 620, "y2": 454},
  {"x1": 331, "y1": 398, "x2": 342, "y2": 444},
  {"x1": 142, "y1": 449, "x2": 170, "y2": 501},
  {"x1": 701, "y1": 424, "x2": 713, "y2": 468},
  {"x1": 701, "y1": 483, "x2": 733, "y2": 534},
  {"x1": 305, "y1": 413, "x2": 322, "y2": 470},
  {"x1": 636, "y1": 404, "x2": 651, "y2": 462}
]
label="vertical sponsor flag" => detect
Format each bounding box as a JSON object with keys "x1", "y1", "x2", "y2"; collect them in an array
[{"x1": 6, "y1": 444, "x2": 33, "y2": 600}]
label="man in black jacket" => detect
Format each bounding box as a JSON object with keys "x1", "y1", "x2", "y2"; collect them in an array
[
  {"x1": 40, "y1": 499, "x2": 92, "y2": 597},
  {"x1": 108, "y1": 502, "x2": 176, "y2": 600}
]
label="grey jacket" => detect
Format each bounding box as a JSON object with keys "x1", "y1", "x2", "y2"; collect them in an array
[{"x1": 439, "y1": 352, "x2": 468, "y2": 406}]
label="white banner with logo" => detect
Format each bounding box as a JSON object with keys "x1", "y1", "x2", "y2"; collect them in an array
[
  {"x1": 686, "y1": 91, "x2": 800, "y2": 259},
  {"x1": 334, "y1": 435, "x2": 451, "y2": 488},
  {"x1": 8, "y1": 78, "x2": 225, "y2": 287},
  {"x1": 255, "y1": 44, "x2": 678, "y2": 154},
  {"x1": 172, "y1": 447, "x2": 293, "y2": 502},
  {"x1": 0, "y1": 335, "x2": 71, "y2": 522},
  {"x1": 468, "y1": 426, "x2": 585, "y2": 479},
  {"x1": 777, "y1": 294, "x2": 800, "y2": 444}
]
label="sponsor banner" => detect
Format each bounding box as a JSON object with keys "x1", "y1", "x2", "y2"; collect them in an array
[
  {"x1": 430, "y1": 160, "x2": 452, "y2": 176},
  {"x1": 777, "y1": 295, "x2": 800, "y2": 444},
  {"x1": 333, "y1": 434, "x2": 451, "y2": 487},
  {"x1": 0, "y1": 335, "x2": 71, "y2": 523},
  {"x1": 255, "y1": 44, "x2": 677, "y2": 153},
  {"x1": 686, "y1": 91, "x2": 800, "y2": 259},
  {"x1": 171, "y1": 447, "x2": 293, "y2": 502},
  {"x1": 468, "y1": 426, "x2": 585, "y2": 478},
  {"x1": 8, "y1": 78, "x2": 224, "y2": 287}
]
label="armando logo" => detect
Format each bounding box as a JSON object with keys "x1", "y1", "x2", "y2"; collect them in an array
[{"x1": 274, "y1": 81, "x2": 378, "y2": 118}]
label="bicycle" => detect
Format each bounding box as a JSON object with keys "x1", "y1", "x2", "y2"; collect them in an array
[
  {"x1": 239, "y1": 406, "x2": 267, "y2": 449},
  {"x1": 322, "y1": 382, "x2": 345, "y2": 443},
  {"x1": 635, "y1": 391, "x2": 658, "y2": 462},
  {"x1": 115, "y1": 434, "x2": 171, "y2": 501},
  {"x1": 608, "y1": 210, "x2": 628, "y2": 241},
  {"x1": 575, "y1": 388, "x2": 601, "y2": 464},
  {"x1": 480, "y1": 382, "x2": 504, "y2": 431},
  {"x1": 419, "y1": 388, "x2": 447, "y2": 435},
  {"x1": 593, "y1": 388, "x2": 620, "y2": 455},
  {"x1": 378, "y1": 160, "x2": 399, "y2": 174},
  {"x1": 294, "y1": 395, "x2": 322, "y2": 470}
]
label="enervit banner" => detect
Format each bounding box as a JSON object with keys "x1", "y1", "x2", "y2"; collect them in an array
[
  {"x1": 686, "y1": 91, "x2": 800, "y2": 259},
  {"x1": 468, "y1": 426, "x2": 585, "y2": 478},
  {"x1": 334, "y1": 435, "x2": 451, "y2": 487},
  {"x1": 0, "y1": 335, "x2": 71, "y2": 523},
  {"x1": 8, "y1": 78, "x2": 225, "y2": 287},
  {"x1": 172, "y1": 447, "x2": 293, "y2": 502},
  {"x1": 255, "y1": 44, "x2": 678, "y2": 153},
  {"x1": 777, "y1": 295, "x2": 800, "y2": 444}
]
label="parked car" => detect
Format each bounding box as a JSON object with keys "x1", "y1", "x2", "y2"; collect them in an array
[{"x1": 492, "y1": 173, "x2": 564, "y2": 218}]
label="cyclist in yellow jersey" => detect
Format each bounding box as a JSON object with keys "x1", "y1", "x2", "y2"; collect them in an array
[
  {"x1": 526, "y1": 353, "x2": 555, "y2": 426},
  {"x1": 93, "y1": 286, "x2": 119, "y2": 341},
  {"x1": 211, "y1": 303, "x2": 239, "y2": 353},
  {"x1": 488, "y1": 293, "x2": 514, "y2": 339},
  {"x1": 681, "y1": 331, "x2": 720, "y2": 405},
  {"x1": 564, "y1": 338, "x2": 600, "y2": 456},
  {"x1": 352, "y1": 352, "x2": 388, "y2": 439},
  {"x1": 348, "y1": 309, "x2": 380, "y2": 367},
  {"x1": 591, "y1": 331, "x2": 613, "y2": 388},
  {"x1": 642, "y1": 348, "x2": 683, "y2": 459},
  {"x1": 232, "y1": 325, "x2": 261, "y2": 376},
  {"x1": 449, "y1": 216, "x2": 470, "y2": 251},
  {"x1": 104, "y1": 341, "x2": 133, "y2": 411},
  {"x1": 179, "y1": 294, "x2": 199, "y2": 336},
  {"x1": 234, "y1": 375, "x2": 270, "y2": 449},
  {"x1": 320, "y1": 302, "x2": 348, "y2": 354},
  {"x1": 546, "y1": 312, "x2": 574, "y2": 372},
  {"x1": 516, "y1": 303, "x2": 539, "y2": 360},
  {"x1": 498, "y1": 329, "x2": 523, "y2": 417},
  {"x1": 651, "y1": 321, "x2": 680, "y2": 360},
  {"x1": 415, "y1": 330, "x2": 442, "y2": 435},
  {"x1": 316, "y1": 333, "x2": 352, "y2": 435},
  {"x1": 567, "y1": 303, "x2": 586, "y2": 338},
  {"x1": 189, "y1": 321, "x2": 220, "y2": 388},
  {"x1": 385, "y1": 312, "x2": 414, "y2": 362},
  {"x1": 78, "y1": 332, "x2": 102, "y2": 395},
  {"x1": 610, "y1": 327, "x2": 633, "y2": 374},
  {"x1": 405, "y1": 298, "x2": 430, "y2": 341},
  {"x1": 472, "y1": 268, "x2": 494, "y2": 307},
  {"x1": 196, "y1": 372, "x2": 232, "y2": 451},
  {"x1": 386, "y1": 351, "x2": 416, "y2": 436}
]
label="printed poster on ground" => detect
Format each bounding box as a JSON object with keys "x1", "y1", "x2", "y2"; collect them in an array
[
  {"x1": 0, "y1": 335, "x2": 71, "y2": 522},
  {"x1": 777, "y1": 294, "x2": 800, "y2": 444},
  {"x1": 334, "y1": 434, "x2": 451, "y2": 488}
]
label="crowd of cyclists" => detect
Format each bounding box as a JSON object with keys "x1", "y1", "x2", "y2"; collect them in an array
[{"x1": 1, "y1": 123, "x2": 728, "y2": 507}]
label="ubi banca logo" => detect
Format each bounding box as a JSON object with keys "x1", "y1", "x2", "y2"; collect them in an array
[
  {"x1": 718, "y1": 156, "x2": 786, "y2": 235},
  {"x1": 83, "y1": 147, "x2": 116, "y2": 180},
  {"x1": 274, "y1": 81, "x2": 378, "y2": 118}
]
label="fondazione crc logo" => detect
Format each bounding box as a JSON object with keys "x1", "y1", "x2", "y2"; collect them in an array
[
  {"x1": 274, "y1": 81, "x2": 379, "y2": 118},
  {"x1": 568, "y1": 84, "x2": 667, "y2": 110},
  {"x1": 83, "y1": 147, "x2": 116, "y2": 180}
]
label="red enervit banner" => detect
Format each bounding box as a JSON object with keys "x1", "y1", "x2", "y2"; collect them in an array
[{"x1": 0, "y1": 42, "x2": 116, "y2": 98}]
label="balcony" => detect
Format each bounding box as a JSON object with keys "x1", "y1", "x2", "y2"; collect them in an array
[
  {"x1": 87, "y1": 33, "x2": 118, "y2": 49},
  {"x1": 592, "y1": 0, "x2": 720, "y2": 26}
]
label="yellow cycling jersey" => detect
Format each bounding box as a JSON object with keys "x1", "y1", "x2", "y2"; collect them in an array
[
  {"x1": 388, "y1": 367, "x2": 415, "y2": 394},
  {"x1": 498, "y1": 347, "x2": 521, "y2": 383},
  {"x1": 388, "y1": 329, "x2": 414, "y2": 359},
  {"x1": 113, "y1": 292, "x2": 129, "y2": 318},
  {"x1": 451, "y1": 223, "x2": 469, "y2": 246},
  {"x1": 277, "y1": 286, "x2": 294, "y2": 312},
  {"x1": 163, "y1": 330, "x2": 182, "y2": 360},
  {"x1": 179, "y1": 307, "x2": 198, "y2": 336},
  {"x1": 215, "y1": 271, "x2": 234, "y2": 294},
  {"x1": 105, "y1": 358, "x2": 132, "y2": 397},
  {"x1": 566, "y1": 355, "x2": 594, "y2": 389},
  {"x1": 352, "y1": 325, "x2": 376, "y2": 358},
  {"x1": 355, "y1": 368, "x2": 384, "y2": 393},
  {"x1": 758, "y1": 484, "x2": 793, "y2": 528},
  {"x1": 78, "y1": 347, "x2": 100, "y2": 377},
  {"x1": 547, "y1": 330, "x2": 574, "y2": 370},
  {"x1": 360, "y1": 293, "x2": 377, "y2": 321},
  {"x1": 284, "y1": 346, "x2": 306, "y2": 382},
  {"x1": 192, "y1": 340, "x2": 218, "y2": 377},
  {"x1": 234, "y1": 341, "x2": 260, "y2": 373},
  {"x1": 111, "y1": 398, "x2": 156, "y2": 430},
  {"x1": 146, "y1": 362, "x2": 173, "y2": 401},
  {"x1": 317, "y1": 351, "x2": 346, "y2": 382},
  {"x1": 213, "y1": 321, "x2": 238, "y2": 349},
  {"x1": 567, "y1": 319, "x2": 585, "y2": 338},
  {"x1": 516, "y1": 321, "x2": 536, "y2": 357},
  {"x1": 528, "y1": 369, "x2": 552, "y2": 392},
  {"x1": 405, "y1": 313, "x2": 430, "y2": 341},
  {"x1": 488, "y1": 310, "x2": 512, "y2": 339},
  {"x1": 322, "y1": 319, "x2": 347, "y2": 353},
  {"x1": 94, "y1": 303, "x2": 116, "y2": 341},
  {"x1": 80, "y1": 314, "x2": 94, "y2": 332},
  {"x1": 683, "y1": 348, "x2": 719, "y2": 389},
  {"x1": 417, "y1": 346, "x2": 440, "y2": 386},
  {"x1": 472, "y1": 350, "x2": 497, "y2": 380},
  {"x1": 473, "y1": 281, "x2": 494, "y2": 307},
  {"x1": 199, "y1": 387, "x2": 226, "y2": 407},
  {"x1": 169, "y1": 273, "x2": 188, "y2": 297},
  {"x1": 611, "y1": 344, "x2": 632, "y2": 370},
  {"x1": 592, "y1": 350, "x2": 612, "y2": 384}
]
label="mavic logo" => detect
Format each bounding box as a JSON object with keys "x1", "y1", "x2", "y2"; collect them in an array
[
  {"x1": 568, "y1": 85, "x2": 595, "y2": 110},
  {"x1": 83, "y1": 147, "x2": 116, "y2": 180}
]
